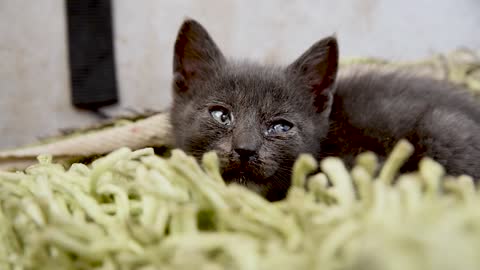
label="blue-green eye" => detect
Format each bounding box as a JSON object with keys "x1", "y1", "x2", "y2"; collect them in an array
[
  {"x1": 209, "y1": 107, "x2": 233, "y2": 126},
  {"x1": 267, "y1": 120, "x2": 293, "y2": 135}
]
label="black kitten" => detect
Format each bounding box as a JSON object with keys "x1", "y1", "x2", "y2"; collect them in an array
[{"x1": 170, "y1": 19, "x2": 480, "y2": 201}]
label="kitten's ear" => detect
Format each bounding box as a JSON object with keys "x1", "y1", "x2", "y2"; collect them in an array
[
  {"x1": 287, "y1": 36, "x2": 339, "y2": 111},
  {"x1": 173, "y1": 19, "x2": 225, "y2": 93}
]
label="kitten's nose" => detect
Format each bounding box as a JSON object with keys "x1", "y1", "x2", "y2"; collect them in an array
[
  {"x1": 233, "y1": 130, "x2": 260, "y2": 161},
  {"x1": 234, "y1": 145, "x2": 258, "y2": 161}
]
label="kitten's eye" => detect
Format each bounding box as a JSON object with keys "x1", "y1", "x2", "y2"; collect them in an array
[
  {"x1": 267, "y1": 120, "x2": 293, "y2": 135},
  {"x1": 209, "y1": 107, "x2": 233, "y2": 126}
]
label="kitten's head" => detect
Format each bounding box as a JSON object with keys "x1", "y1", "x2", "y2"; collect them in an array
[{"x1": 170, "y1": 19, "x2": 338, "y2": 200}]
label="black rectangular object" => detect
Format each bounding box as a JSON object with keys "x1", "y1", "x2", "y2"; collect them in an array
[{"x1": 66, "y1": 0, "x2": 119, "y2": 109}]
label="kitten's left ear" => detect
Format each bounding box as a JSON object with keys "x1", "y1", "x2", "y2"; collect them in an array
[
  {"x1": 173, "y1": 19, "x2": 225, "y2": 93},
  {"x1": 287, "y1": 36, "x2": 339, "y2": 111}
]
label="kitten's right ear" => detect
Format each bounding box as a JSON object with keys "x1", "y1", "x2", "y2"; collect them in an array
[
  {"x1": 173, "y1": 19, "x2": 225, "y2": 93},
  {"x1": 287, "y1": 36, "x2": 339, "y2": 112}
]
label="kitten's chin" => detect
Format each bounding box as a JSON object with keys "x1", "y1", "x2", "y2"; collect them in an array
[
  {"x1": 237, "y1": 180, "x2": 267, "y2": 196},
  {"x1": 221, "y1": 172, "x2": 269, "y2": 196},
  {"x1": 221, "y1": 169, "x2": 291, "y2": 201}
]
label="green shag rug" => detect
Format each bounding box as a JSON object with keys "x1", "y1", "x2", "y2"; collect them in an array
[
  {"x1": 1, "y1": 139, "x2": 480, "y2": 270},
  {"x1": 1, "y1": 50, "x2": 480, "y2": 269}
]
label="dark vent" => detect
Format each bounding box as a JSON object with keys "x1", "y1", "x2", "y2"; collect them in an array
[{"x1": 65, "y1": 0, "x2": 119, "y2": 109}]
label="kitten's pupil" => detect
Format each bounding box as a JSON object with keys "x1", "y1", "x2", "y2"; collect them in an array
[
  {"x1": 210, "y1": 108, "x2": 232, "y2": 125},
  {"x1": 221, "y1": 114, "x2": 228, "y2": 122}
]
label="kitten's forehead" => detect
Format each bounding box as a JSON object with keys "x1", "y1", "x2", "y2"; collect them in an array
[
  {"x1": 212, "y1": 62, "x2": 308, "y2": 111},
  {"x1": 221, "y1": 62, "x2": 287, "y2": 90}
]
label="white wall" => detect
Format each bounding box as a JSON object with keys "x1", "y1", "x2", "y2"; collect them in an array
[{"x1": 1, "y1": 0, "x2": 480, "y2": 149}]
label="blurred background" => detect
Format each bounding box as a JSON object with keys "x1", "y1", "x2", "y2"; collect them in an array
[{"x1": 1, "y1": 0, "x2": 480, "y2": 150}]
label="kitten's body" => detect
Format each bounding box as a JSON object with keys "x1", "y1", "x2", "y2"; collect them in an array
[
  {"x1": 170, "y1": 19, "x2": 480, "y2": 200},
  {"x1": 326, "y1": 67, "x2": 480, "y2": 175}
]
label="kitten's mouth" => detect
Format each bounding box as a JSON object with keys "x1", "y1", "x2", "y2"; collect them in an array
[
  {"x1": 222, "y1": 169, "x2": 253, "y2": 184},
  {"x1": 221, "y1": 170, "x2": 267, "y2": 195},
  {"x1": 220, "y1": 157, "x2": 273, "y2": 186},
  {"x1": 218, "y1": 159, "x2": 289, "y2": 200}
]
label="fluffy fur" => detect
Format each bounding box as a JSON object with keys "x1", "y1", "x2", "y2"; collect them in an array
[{"x1": 170, "y1": 19, "x2": 480, "y2": 201}]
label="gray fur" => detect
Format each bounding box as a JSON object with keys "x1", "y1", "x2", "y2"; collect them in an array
[{"x1": 170, "y1": 19, "x2": 480, "y2": 201}]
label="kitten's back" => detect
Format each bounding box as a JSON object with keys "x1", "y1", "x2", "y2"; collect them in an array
[{"x1": 326, "y1": 66, "x2": 480, "y2": 178}]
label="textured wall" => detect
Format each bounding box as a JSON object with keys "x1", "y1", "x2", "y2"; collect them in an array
[{"x1": 1, "y1": 0, "x2": 480, "y2": 149}]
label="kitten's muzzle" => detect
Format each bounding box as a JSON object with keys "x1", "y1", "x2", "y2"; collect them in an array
[{"x1": 232, "y1": 129, "x2": 261, "y2": 161}]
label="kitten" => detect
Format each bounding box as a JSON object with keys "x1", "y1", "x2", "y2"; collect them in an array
[{"x1": 170, "y1": 19, "x2": 480, "y2": 201}]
